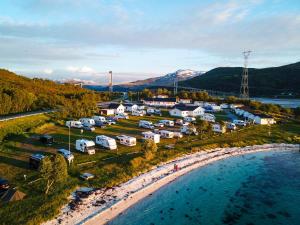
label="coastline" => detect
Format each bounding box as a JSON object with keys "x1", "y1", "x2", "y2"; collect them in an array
[{"x1": 44, "y1": 143, "x2": 299, "y2": 225}]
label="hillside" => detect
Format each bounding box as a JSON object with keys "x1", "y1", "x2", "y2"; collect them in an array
[
  {"x1": 180, "y1": 62, "x2": 300, "y2": 97},
  {"x1": 0, "y1": 69, "x2": 105, "y2": 116}
]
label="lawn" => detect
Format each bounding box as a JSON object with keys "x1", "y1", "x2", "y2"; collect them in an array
[{"x1": 0, "y1": 113, "x2": 299, "y2": 225}]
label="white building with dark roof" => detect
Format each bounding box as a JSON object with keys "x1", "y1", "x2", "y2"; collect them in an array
[
  {"x1": 143, "y1": 97, "x2": 177, "y2": 107},
  {"x1": 169, "y1": 104, "x2": 205, "y2": 117}
]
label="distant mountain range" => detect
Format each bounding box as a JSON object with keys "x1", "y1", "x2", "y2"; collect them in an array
[{"x1": 180, "y1": 62, "x2": 300, "y2": 97}]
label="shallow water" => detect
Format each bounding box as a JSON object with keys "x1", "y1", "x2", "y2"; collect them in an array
[{"x1": 108, "y1": 150, "x2": 300, "y2": 225}]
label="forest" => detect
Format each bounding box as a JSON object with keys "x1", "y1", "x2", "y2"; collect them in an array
[{"x1": 0, "y1": 69, "x2": 115, "y2": 117}]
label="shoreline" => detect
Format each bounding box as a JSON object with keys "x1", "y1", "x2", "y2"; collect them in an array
[{"x1": 44, "y1": 143, "x2": 299, "y2": 225}]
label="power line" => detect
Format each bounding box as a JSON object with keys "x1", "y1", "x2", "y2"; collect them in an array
[{"x1": 240, "y1": 50, "x2": 251, "y2": 99}]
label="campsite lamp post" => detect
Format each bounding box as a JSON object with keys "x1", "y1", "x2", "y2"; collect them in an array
[{"x1": 68, "y1": 125, "x2": 71, "y2": 154}]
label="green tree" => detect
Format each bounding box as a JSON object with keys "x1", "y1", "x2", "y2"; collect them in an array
[
  {"x1": 142, "y1": 139, "x2": 157, "y2": 160},
  {"x1": 39, "y1": 154, "x2": 68, "y2": 195}
]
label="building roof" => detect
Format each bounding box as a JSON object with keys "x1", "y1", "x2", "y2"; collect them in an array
[
  {"x1": 253, "y1": 113, "x2": 273, "y2": 118},
  {"x1": 172, "y1": 104, "x2": 201, "y2": 111},
  {"x1": 143, "y1": 97, "x2": 177, "y2": 102},
  {"x1": 123, "y1": 103, "x2": 136, "y2": 107},
  {"x1": 107, "y1": 103, "x2": 122, "y2": 109}
]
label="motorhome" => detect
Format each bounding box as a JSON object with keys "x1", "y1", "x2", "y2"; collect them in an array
[
  {"x1": 142, "y1": 131, "x2": 160, "y2": 143},
  {"x1": 29, "y1": 154, "x2": 45, "y2": 169},
  {"x1": 158, "y1": 130, "x2": 174, "y2": 139},
  {"x1": 139, "y1": 120, "x2": 154, "y2": 129},
  {"x1": 132, "y1": 110, "x2": 146, "y2": 116},
  {"x1": 66, "y1": 120, "x2": 83, "y2": 128},
  {"x1": 75, "y1": 139, "x2": 96, "y2": 154},
  {"x1": 115, "y1": 113, "x2": 129, "y2": 120},
  {"x1": 92, "y1": 116, "x2": 106, "y2": 123},
  {"x1": 95, "y1": 135, "x2": 117, "y2": 150},
  {"x1": 184, "y1": 117, "x2": 196, "y2": 123},
  {"x1": 212, "y1": 124, "x2": 226, "y2": 133},
  {"x1": 116, "y1": 135, "x2": 137, "y2": 146},
  {"x1": 233, "y1": 120, "x2": 247, "y2": 126},
  {"x1": 57, "y1": 149, "x2": 74, "y2": 164},
  {"x1": 79, "y1": 118, "x2": 95, "y2": 126},
  {"x1": 227, "y1": 122, "x2": 237, "y2": 130},
  {"x1": 180, "y1": 126, "x2": 198, "y2": 135},
  {"x1": 159, "y1": 120, "x2": 174, "y2": 127}
]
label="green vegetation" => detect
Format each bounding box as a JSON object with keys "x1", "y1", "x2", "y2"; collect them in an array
[
  {"x1": 0, "y1": 108, "x2": 299, "y2": 224},
  {"x1": 180, "y1": 61, "x2": 300, "y2": 97},
  {"x1": 0, "y1": 69, "x2": 118, "y2": 117}
]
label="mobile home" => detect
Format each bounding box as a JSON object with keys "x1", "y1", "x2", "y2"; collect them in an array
[
  {"x1": 95, "y1": 135, "x2": 117, "y2": 150},
  {"x1": 75, "y1": 139, "x2": 96, "y2": 154},
  {"x1": 66, "y1": 120, "x2": 83, "y2": 128},
  {"x1": 116, "y1": 135, "x2": 137, "y2": 146},
  {"x1": 158, "y1": 130, "x2": 174, "y2": 139},
  {"x1": 142, "y1": 131, "x2": 160, "y2": 143}
]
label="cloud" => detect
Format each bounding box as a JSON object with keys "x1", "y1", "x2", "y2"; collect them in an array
[
  {"x1": 66, "y1": 66, "x2": 95, "y2": 74},
  {"x1": 43, "y1": 68, "x2": 53, "y2": 74}
]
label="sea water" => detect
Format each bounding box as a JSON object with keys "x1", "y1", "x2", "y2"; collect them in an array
[{"x1": 108, "y1": 150, "x2": 300, "y2": 225}]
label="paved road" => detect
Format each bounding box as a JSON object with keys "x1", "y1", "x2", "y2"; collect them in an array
[{"x1": 0, "y1": 109, "x2": 55, "y2": 122}]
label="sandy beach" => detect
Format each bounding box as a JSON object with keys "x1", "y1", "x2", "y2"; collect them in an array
[{"x1": 43, "y1": 143, "x2": 299, "y2": 225}]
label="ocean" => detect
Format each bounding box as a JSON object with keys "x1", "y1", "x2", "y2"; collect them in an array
[{"x1": 108, "y1": 150, "x2": 300, "y2": 225}]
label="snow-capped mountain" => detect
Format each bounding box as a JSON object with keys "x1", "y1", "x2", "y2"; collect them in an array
[{"x1": 121, "y1": 69, "x2": 204, "y2": 87}]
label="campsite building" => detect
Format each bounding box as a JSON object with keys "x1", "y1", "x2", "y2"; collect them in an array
[
  {"x1": 169, "y1": 104, "x2": 205, "y2": 117},
  {"x1": 143, "y1": 97, "x2": 177, "y2": 107},
  {"x1": 100, "y1": 103, "x2": 125, "y2": 115}
]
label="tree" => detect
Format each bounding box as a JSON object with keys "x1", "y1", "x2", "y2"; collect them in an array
[
  {"x1": 39, "y1": 154, "x2": 68, "y2": 195},
  {"x1": 142, "y1": 139, "x2": 157, "y2": 160},
  {"x1": 197, "y1": 119, "x2": 209, "y2": 139}
]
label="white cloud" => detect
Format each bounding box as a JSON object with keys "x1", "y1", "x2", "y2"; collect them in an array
[
  {"x1": 43, "y1": 68, "x2": 53, "y2": 74},
  {"x1": 66, "y1": 66, "x2": 95, "y2": 73}
]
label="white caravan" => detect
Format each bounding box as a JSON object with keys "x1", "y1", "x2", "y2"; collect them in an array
[
  {"x1": 180, "y1": 126, "x2": 199, "y2": 135},
  {"x1": 212, "y1": 124, "x2": 226, "y2": 133},
  {"x1": 66, "y1": 121, "x2": 83, "y2": 128},
  {"x1": 75, "y1": 139, "x2": 95, "y2": 155},
  {"x1": 116, "y1": 135, "x2": 137, "y2": 146},
  {"x1": 142, "y1": 131, "x2": 160, "y2": 144},
  {"x1": 158, "y1": 130, "x2": 174, "y2": 139},
  {"x1": 159, "y1": 120, "x2": 174, "y2": 127},
  {"x1": 173, "y1": 132, "x2": 183, "y2": 138},
  {"x1": 200, "y1": 113, "x2": 215, "y2": 122},
  {"x1": 184, "y1": 117, "x2": 196, "y2": 123},
  {"x1": 233, "y1": 120, "x2": 247, "y2": 126},
  {"x1": 139, "y1": 120, "x2": 154, "y2": 129},
  {"x1": 226, "y1": 122, "x2": 237, "y2": 130},
  {"x1": 95, "y1": 135, "x2": 117, "y2": 150},
  {"x1": 79, "y1": 118, "x2": 95, "y2": 126},
  {"x1": 115, "y1": 113, "x2": 129, "y2": 120},
  {"x1": 132, "y1": 110, "x2": 146, "y2": 116},
  {"x1": 92, "y1": 116, "x2": 106, "y2": 123}
]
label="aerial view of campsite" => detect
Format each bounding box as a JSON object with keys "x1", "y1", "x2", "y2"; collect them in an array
[{"x1": 0, "y1": 1, "x2": 300, "y2": 225}]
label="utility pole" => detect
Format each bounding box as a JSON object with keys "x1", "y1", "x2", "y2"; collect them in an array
[
  {"x1": 68, "y1": 125, "x2": 71, "y2": 154},
  {"x1": 109, "y1": 71, "x2": 113, "y2": 93},
  {"x1": 240, "y1": 50, "x2": 251, "y2": 99}
]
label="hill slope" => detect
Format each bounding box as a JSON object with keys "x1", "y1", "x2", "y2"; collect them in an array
[
  {"x1": 180, "y1": 62, "x2": 300, "y2": 97},
  {"x1": 0, "y1": 69, "x2": 101, "y2": 116}
]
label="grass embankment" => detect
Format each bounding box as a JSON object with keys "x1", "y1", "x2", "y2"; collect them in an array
[{"x1": 0, "y1": 113, "x2": 299, "y2": 225}]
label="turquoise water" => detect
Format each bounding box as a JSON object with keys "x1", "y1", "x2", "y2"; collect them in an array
[{"x1": 108, "y1": 150, "x2": 300, "y2": 225}]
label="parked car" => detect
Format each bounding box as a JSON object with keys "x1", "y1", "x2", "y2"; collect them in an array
[
  {"x1": 80, "y1": 173, "x2": 95, "y2": 180},
  {"x1": 95, "y1": 120, "x2": 106, "y2": 128},
  {"x1": 83, "y1": 125, "x2": 95, "y2": 132},
  {"x1": 0, "y1": 178, "x2": 9, "y2": 191},
  {"x1": 154, "y1": 122, "x2": 164, "y2": 127}
]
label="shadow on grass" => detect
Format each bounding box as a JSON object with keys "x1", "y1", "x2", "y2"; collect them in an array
[{"x1": 0, "y1": 155, "x2": 28, "y2": 169}]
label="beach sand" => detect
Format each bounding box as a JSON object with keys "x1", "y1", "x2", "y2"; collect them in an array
[{"x1": 43, "y1": 143, "x2": 299, "y2": 225}]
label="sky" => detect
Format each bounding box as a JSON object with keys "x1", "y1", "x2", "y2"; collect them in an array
[{"x1": 0, "y1": 0, "x2": 299, "y2": 85}]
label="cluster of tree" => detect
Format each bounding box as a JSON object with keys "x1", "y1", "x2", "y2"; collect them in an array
[
  {"x1": 39, "y1": 154, "x2": 68, "y2": 195},
  {"x1": 0, "y1": 69, "x2": 114, "y2": 118}
]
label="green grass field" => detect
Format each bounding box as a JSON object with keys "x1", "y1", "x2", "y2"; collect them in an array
[{"x1": 0, "y1": 113, "x2": 299, "y2": 225}]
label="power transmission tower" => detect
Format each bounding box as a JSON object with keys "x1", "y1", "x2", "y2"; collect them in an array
[
  {"x1": 240, "y1": 50, "x2": 251, "y2": 99},
  {"x1": 109, "y1": 71, "x2": 113, "y2": 92}
]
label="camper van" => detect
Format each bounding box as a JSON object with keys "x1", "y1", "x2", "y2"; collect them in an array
[
  {"x1": 66, "y1": 121, "x2": 83, "y2": 128},
  {"x1": 116, "y1": 135, "x2": 137, "y2": 146},
  {"x1": 157, "y1": 130, "x2": 174, "y2": 139},
  {"x1": 139, "y1": 120, "x2": 154, "y2": 129},
  {"x1": 92, "y1": 116, "x2": 106, "y2": 123},
  {"x1": 79, "y1": 118, "x2": 95, "y2": 126},
  {"x1": 184, "y1": 117, "x2": 196, "y2": 123},
  {"x1": 57, "y1": 149, "x2": 74, "y2": 164},
  {"x1": 115, "y1": 113, "x2": 129, "y2": 120},
  {"x1": 227, "y1": 122, "x2": 237, "y2": 130},
  {"x1": 95, "y1": 135, "x2": 117, "y2": 150},
  {"x1": 180, "y1": 126, "x2": 198, "y2": 135},
  {"x1": 159, "y1": 120, "x2": 174, "y2": 127},
  {"x1": 212, "y1": 124, "x2": 226, "y2": 133},
  {"x1": 39, "y1": 135, "x2": 54, "y2": 145},
  {"x1": 75, "y1": 139, "x2": 96, "y2": 154},
  {"x1": 142, "y1": 131, "x2": 160, "y2": 143},
  {"x1": 132, "y1": 110, "x2": 146, "y2": 116},
  {"x1": 29, "y1": 154, "x2": 45, "y2": 169},
  {"x1": 233, "y1": 120, "x2": 247, "y2": 126}
]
